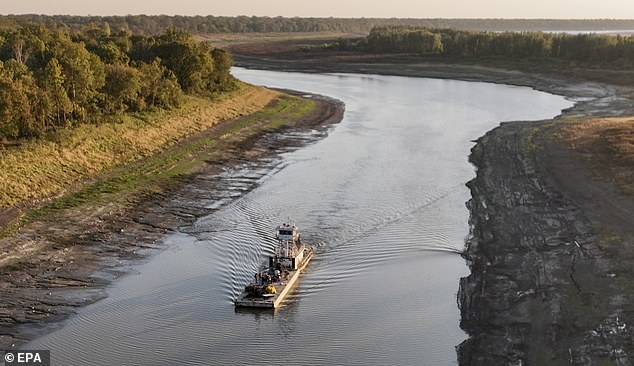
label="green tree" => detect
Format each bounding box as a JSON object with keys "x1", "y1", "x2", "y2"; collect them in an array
[
  {"x1": 102, "y1": 63, "x2": 142, "y2": 113},
  {"x1": 51, "y1": 34, "x2": 105, "y2": 120},
  {"x1": 211, "y1": 48, "x2": 233, "y2": 91},
  {"x1": 151, "y1": 30, "x2": 215, "y2": 94},
  {"x1": 136, "y1": 58, "x2": 182, "y2": 109},
  {"x1": 0, "y1": 60, "x2": 43, "y2": 138},
  {"x1": 41, "y1": 57, "x2": 72, "y2": 127}
]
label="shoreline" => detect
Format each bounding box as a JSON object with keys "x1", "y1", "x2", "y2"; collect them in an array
[
  {"x1": 461, "y1": 120, "x2": 588, "y2": 364},
  {"x1": 459, "y1": 118, "x2": 634, "y2": 364},
  {"x1": 0, "y1": 91, "x2": 344, "y2": 349}
]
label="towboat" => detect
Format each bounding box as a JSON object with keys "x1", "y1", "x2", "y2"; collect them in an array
[{"x1": 235, "y1": 222, "x2": 314, "y2": 308}]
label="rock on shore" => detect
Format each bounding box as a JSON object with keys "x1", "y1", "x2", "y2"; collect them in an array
[{"x1": 458, "y1": 120, "x2": 634, "y2": 365}]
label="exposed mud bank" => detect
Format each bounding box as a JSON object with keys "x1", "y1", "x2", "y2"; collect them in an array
[
  {"x1": 458, "y1": 120, "x2": 634, "y2": 365},
  {"x1": 0, "y1": 93, "x2": 344, "y2": 349}
]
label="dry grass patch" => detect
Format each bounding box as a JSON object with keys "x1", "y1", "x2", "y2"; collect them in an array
[{"x1": 559, "y1": 116, "x2": 634, "y2": 196}]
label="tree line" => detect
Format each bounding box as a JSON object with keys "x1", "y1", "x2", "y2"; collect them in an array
[
  {"x1": 0, "y1": 24, "x2": 233, "y2": 140},
  {"x1": 334, "y1": 26, "x2": 634, "y2": 66},
  {"x1": 2, "y1": 15, "x2": 634, "y2": 35}
]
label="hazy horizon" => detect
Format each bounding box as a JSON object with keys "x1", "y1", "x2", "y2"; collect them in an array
[{"x1": 2, "y1": 0, "x2": 634, "y2": 19}]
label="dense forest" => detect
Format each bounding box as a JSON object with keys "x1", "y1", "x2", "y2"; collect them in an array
[
  {"x1": 1, "y1": 15, "x2": 634, "y2": 35},
  {"x1": 333, "y1": 26, "x2": 634, "y2": 65},
  {"x1": 0, "y1": 24, "x2": 233, "y2": 140}
]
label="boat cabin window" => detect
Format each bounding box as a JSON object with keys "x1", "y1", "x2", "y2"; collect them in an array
[{"x1": 279, "y1": 230, "x2": 294, "y2": 236}]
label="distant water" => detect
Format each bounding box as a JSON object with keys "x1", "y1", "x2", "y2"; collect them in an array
[
  {"x1": 543, "y1": 29, "x2": 634, "y2": 35},
  {"x1": 27, "y1": 69, "x2": 573, "y2": 365}
]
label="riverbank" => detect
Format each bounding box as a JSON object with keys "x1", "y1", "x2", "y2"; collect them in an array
[
  {"x1": 0, "y1": 89, "x2": 344, "y2": 348},
  {"x1": 459, "y1": 117, "x2": 634, "y2": 365},
  {"x1": 228, "y1": 39, "x2": 634, "y2": 364}
]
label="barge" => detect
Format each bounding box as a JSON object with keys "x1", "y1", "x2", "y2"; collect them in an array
[{"x1": 235, "y1": 222, "x2": 314, "y2": 308}]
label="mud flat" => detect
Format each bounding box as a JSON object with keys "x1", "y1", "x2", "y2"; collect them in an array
[
  {"x1": 0, "y1": 92, "x2": 344, "y2": 349},
  {"x1": 452, "y1": 68, "x2": 634, "y2": 363},
  {"x1": 458, "y1": 117, "x2": 634, "y2": 365}
]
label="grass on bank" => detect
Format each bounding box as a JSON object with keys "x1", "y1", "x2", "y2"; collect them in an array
[
  {"x1": 0, "y1": 84, "x2": 318, "y2": 237},
  {"x1": 558, "y1": 116, "x2": 634, "y2": 196}
]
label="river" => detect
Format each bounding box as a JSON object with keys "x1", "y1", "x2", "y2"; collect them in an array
[{"x1": 27, "y1": 69, "x2": 573, "y2": 365}]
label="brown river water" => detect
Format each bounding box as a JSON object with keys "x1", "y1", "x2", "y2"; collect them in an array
[{"x1": 26, "y1": 69, "x2": 572, "y2": 365}]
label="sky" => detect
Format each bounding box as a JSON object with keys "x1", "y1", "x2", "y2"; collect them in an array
[{"x1": 1, "y1": 0, "x2": 633, "y2": 19}]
